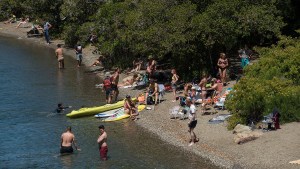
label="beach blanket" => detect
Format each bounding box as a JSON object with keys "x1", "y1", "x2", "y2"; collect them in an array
[{"x1": 208, "y1": 114, "x2": 232, "y2": 124}]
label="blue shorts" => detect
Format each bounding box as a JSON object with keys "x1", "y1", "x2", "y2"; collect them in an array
[
  {"x1": 105, "y1": 88, "x2": 112, "y2": 98},
  {"x1": 76, "y1": 54, "x2": 82, "y2": 61}
]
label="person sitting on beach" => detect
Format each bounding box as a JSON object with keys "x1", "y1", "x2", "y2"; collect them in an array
[
  {"x1": 60, "y1": 126, "x2": 80, "y2": 154},
  {"x1": 16, "y1": 17, "x2": 29, "y2": 28},
  {"x1": 103, "y1": 72, "x2": 113, "y2": 104},
  {"x1": 132, "y1": 58, "x2": 143, "y2": 72},
  {"x1": 189, "y1": 87, "x2": 199, "y2": 104},
  {"x1": 55, "y1": 44, "x2": 64, "y2": 69},
  {"x1": 199, "y1": 73, "x2": 208, "y2": 106},
  {"x1": 124, "y1": 95, "x2": 139, "y2": 120},
  {"x1": 97, "y1": 125, "x2": 108, "y2": 160},
  {"x1": 145, "y1": 79, "x2": 159, "y2": 105},
  {"x1": 91, "y1": 56, "x2": 104, "y2": 67},
  {"x1": 4, "y1": 14, "x2": 16, "y2": 24},
  {"x1": 56, "y1": 103, "x2": 71, "y2": 113},
  {"x1": 118, "y1": 74, "x2": 139, "y2": 87},
  {"x1": 183, "y1": 83, "x2": 193, "y2": 97},
  {"x1": 206, "y1": 78, "x2": 220, "y2": 97}
]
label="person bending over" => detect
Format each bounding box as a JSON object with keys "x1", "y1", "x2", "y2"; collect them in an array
[
  {"x1": 60, "y1": 127, "x2": 80, "y2": 154},
  {"x1": 124, "y1": 95, "x2": 138, "y2": 120},
  {"x1": 145, "y1": 79, "x2": 159, "y2": 105}
]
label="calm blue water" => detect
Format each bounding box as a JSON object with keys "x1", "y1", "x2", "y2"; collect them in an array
[{"x1": 0, "y1": 36, "x2": 216, "y2": 169}]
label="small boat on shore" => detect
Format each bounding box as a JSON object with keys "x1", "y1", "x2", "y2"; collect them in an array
[
  {"x1": 103, "y1": 105, "x2": 145, "y2": 122},
  {"x1": 66, "y1": 99, "x2": 136, "y2": 118}
]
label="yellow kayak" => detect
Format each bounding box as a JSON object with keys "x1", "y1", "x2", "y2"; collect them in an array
[
  {"x1": 66, "y1": 99, "x2": 136, "y2": 118},
  {"x1": 103, "y1": 105, "x2": 145, "y2": 122}
]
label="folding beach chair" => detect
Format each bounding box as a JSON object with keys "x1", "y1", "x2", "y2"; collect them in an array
[
  {"x1": 169, "y1": 106, "x2": 180, "y2": 119},
  {"x1": 158, "y1": 84, "x2": 165, "y2": 103}
]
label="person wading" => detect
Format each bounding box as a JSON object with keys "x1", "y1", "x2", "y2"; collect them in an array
[
  {"x1": 60, "y1": 127, "x2": 80, "y2": 154},
  {"x1": 55, "y1": 44, "x2": 64, "y2": 69},
  {"x1": 97, "y1": 125, "x2": 108, "y2": 160}
]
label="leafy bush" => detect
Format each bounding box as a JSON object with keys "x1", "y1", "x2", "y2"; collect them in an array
[{"x1": 226, "y1": 36, "x2": 300, "y2": 130}]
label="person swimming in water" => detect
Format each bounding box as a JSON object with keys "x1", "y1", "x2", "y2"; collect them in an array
[{"x1": 55, "y1": 103, "x2": 71, "y2": 113}]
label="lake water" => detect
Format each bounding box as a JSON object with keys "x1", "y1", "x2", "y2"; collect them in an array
[{"x1": 0, "y1": 36, "x2": 217, "y2": 169}]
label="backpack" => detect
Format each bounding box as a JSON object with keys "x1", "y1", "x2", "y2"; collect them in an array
[
  {"x1": 103, "y1": 78, "x2": 111, "y2": 89},
  {"x1": 147, "y1": 96, "x2": 154, "y2": 105}
]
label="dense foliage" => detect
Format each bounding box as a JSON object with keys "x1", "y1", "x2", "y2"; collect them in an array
[
  {"x1": 226, "y1": 36, "x2": 300, "y2": 129},
  {"x1": 1, "y1": 0, "x2": 298, "y2": 78}
]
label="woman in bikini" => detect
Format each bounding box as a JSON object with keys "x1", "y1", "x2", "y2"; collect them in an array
[
  {"x1": 217, "y1": 53, "x2": 228, "y2": 86},
  {"x1": 124, "y1": 95, "x2": 138, "y2": 120}
]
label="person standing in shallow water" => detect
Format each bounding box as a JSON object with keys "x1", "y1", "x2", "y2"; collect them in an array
[
  {"x1": 60, "y1": 127, "x2": 80, "y2": 154},
  {"x1": 75, "y1": 44, "x2": 83, "y2": 67},
  {"x1": 55, "y1": 44, "x2": 64, "y2": 69},
  {"x1": 97, "y1": 125, "x2": 108, "y2": 160}
]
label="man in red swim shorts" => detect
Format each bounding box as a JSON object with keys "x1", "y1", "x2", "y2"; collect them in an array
[{"x1": 97, "y1": 125, "x2": 108, "y2": 160}]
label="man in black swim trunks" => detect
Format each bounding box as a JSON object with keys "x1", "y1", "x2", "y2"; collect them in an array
[
  {"x1": 186, "y1": 98, "x2": 199, "y2": 146},
  {"x1": 60, "y1": 127, "x2": 80, "y2": 154}
]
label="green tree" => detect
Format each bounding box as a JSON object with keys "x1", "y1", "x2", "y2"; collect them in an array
[{"x1": 226, "y1": 36, "x2": 300, "y2": 129}]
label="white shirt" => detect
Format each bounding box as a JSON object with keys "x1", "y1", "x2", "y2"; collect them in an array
[{"x1": 188, "y1": 104, "x2": 196, "y2": 121}]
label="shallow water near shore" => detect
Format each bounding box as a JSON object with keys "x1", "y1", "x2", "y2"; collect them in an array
[{"x1": 0, "y1": 36, "x2": 217, "y2": 169}]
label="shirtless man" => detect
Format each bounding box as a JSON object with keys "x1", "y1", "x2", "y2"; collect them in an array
[
  {"x1": 97, "y1": 125, "x2": 108, "y2": 160},
  {"x1": 111, "y1": 68, "x2": 120, "y2": 102},
  {"x1": 55, "y1": 44, "x2": 64, "y2": 69},
  {"x1": 60, "y1": 127, "x2": 80, "y2": 154}
]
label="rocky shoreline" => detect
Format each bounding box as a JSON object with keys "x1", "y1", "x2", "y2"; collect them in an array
[{"x1": 1, "y1": 22, "x2": 299, "y2": 169}]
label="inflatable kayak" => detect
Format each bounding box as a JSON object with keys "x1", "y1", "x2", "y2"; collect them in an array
[
  {"x1": 94, "y1": 108, "x2": 123, "y2": 118},
  {"x1": 103, "y1": 105, "x2": 145, "y2": 122},
  {"x1": 66, "y1": 99, "x2": 136, "y2": 118}
]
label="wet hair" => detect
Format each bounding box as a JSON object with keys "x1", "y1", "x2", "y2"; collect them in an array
[
  {"x1": 126, "y1": 95, "x2": 131, "y2": 99},
  {"x1": 66, "y1": 126, "x2": 72, "y2": 131},
  {"x1": 57, "y1": 44, "x2": 61, "y2": 48},
  {"x1": 98, "y1": 125, "x2": 105, "y2": 129},
  {"x1": 58, "y1": 103, "x2": 62, "y2": 107}
]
